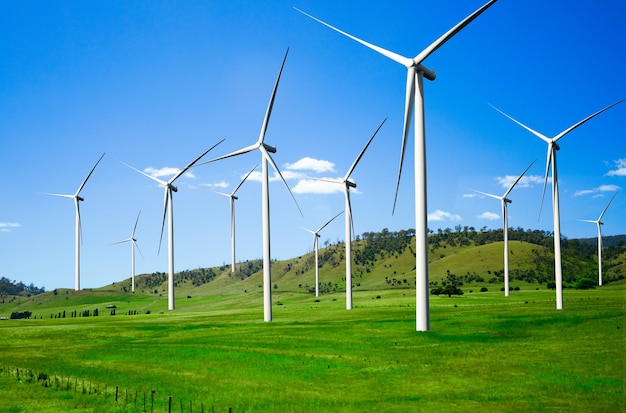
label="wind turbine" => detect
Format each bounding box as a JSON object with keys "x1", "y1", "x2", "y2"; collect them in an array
[
  {"x1": 469, "y1": 160, "x2": 535, "y2": 297},
  {"x1": 45, "y1": 152, "x2": 105, "y2": 291},
  {"x1": 122, "y1": 139, "x2": 224, "y2": 310},
  {"x1": 491, "y1": 99, "x2": 623, "y2": 310},
  {"x1": 319, "y1": 118, "x2": 386, "y2": 310},
  {"x1": 112, "y1": 210, "x2": 142, "y2": 293},
  {"x1": 296, "y1": 1, "x2": 498, "y2": 331},
  {"x1": 198, "y1": 49, "x2": 302, "y2": 322},
  {"x1": 302, "y1": 211, "x2": 344, "y2": 297},
  {"x1": 579, "y1": 192, "x2": 617, "y2": 286},
  {"x1": 214, "y1": 165, "x2": 258, "y2": 273}
]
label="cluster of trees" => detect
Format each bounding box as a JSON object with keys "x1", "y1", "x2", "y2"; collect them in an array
[
  {"x1": 0, "y1": 277, "x2": 45, "y2": 296},
  {"x1": 355, "y1": 228, "x2": 415, "y2": 266}
]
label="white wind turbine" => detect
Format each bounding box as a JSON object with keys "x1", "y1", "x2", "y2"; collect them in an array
[
  {"x1": 122, "y1": 139, "x2": 224, "y2": 310},
  {"x1": 198, "y1": 49, "x2": 302, "y2": 322},
  {"x1": 469, "y1": 160, "x2": 535, "y2": 297},
  {"x1": 319, "y1": 118, "x2": 386, "y2": 310},
  {"x1": 45, "y1": 152, "x2": 105, "y2": 291},
  {"x1": 302, "y1": 211, "x2": 344, "y2": 297},
  {"x1": 214, "y1": 164, "x2": 258, "y2": 273},
  {"x1": 491, "y1": 99, "x2": 623, "y2": 310},
  {"x1": 296, "y1": 0, "x2": 498, "y2": 331},
  {"x1": 579, "y1": 192, "x2": 617, "y2": 286},
  {"x1": 112, "y1": 210, "x2": 142, "y2": 293}
]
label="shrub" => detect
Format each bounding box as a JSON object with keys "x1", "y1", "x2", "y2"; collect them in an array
[{"x1": 574, "y1": 278, "x2": 596, "y2": 290}]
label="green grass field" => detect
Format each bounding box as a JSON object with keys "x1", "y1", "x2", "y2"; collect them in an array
[{"x1": 0, "y1": 283, "x2": 624, "y2": 412}]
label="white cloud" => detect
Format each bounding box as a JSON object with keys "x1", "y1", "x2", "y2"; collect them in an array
[
  {"x1": 292, "y1": 178, "x2": 343, "y2": 194},
  {"x1": 574, "y1": 184, "x2": 620, "y2": 197},
  {"x1": 477, "y1": 211, "x2": 500, "y2": 221},
  {"x1": 201, "y1": 180, "x2": 229, "y2": 190},
  {"x1": 427, "y1": 210, "x2": 462, "y2": 222},
  {"x1": 284, "y1": 157, "x2": 336, "y2": 173},
  {"x1": 606, "y1": 158, "x2": 626, "y2": 177},
  {"x1": 497, "y1": 174, "x2": 543, "y2": 189},
  {"x1": 144, "y1": 167, "x2": 195, "y2": 180},
  {"x1": 0, "y1": 222, "x2": 21, "y2": 233}
]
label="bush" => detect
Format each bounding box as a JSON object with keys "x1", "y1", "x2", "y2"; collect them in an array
[
  {"x1": 574, "y1": 278, "x2": 596, "y2": 290},
  {"x1": 480, "y1": 287, "x2": 488, "y2": 292}
]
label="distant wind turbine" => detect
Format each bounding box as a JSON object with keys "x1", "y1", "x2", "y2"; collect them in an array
[
  {"x1": 197, "y1": 49, "x2": 302, "y2": 323},
  {"x1": 491, "y1": 99, "x2": 623, "y2": 309},
  {"x1": 122, "y1": 140, "x2": 224, "y2": 310},
  {"x1": 296, "y1": 0, "x2": 498, "y2": 331},
  {"x1": 579, "y1": 192, "x2": 617, "y2": 286},
  {"x1": 469, "y1": 160, "x2": 535, "y2": 297},
  {"x1": 112, "y1": 210, "x2": 143, "y2": 293},
  {"x1": 318, "y1": 118, "x2": 386, "y2": 310},
  {"x1": 45, "y1": 152, "x2": 105, "y2": 291},
  {"x1": 302, "y1": 211, "x2": 344, "y2": 297},
  {"x1": 214, "y1": 165, "x2": 258, "y2": 273}
]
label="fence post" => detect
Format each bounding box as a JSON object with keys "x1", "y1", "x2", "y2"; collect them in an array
[
  {"x1": 116, "y1": 386, "x2": 119, "y2": 402},
  {"x1": 151, "y1": 389, "x2": 155, "y2": 413}
]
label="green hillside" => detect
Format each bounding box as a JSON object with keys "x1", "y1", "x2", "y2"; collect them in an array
[{"x1": 2, "y1": 227, "x2": 624, "y2": 318}]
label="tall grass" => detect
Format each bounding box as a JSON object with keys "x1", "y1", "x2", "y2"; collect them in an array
[{"x1": 0, "y1": 285, "x2": 623, "y2": 412}]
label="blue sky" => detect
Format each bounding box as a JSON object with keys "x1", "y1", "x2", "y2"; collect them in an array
[{"x1": 1, "y1": 0, "x2": 624, "y2": 290}]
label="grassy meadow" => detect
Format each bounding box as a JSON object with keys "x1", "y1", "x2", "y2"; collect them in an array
[{"x1": 0, "y1": 283, "x2": 624, "y2": 412}]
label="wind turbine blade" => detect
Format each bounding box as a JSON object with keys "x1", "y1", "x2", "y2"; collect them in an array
[
  {"x1": 76, "y1": 152, "x2": 105, "y2": 196},
  {"x1": 43, "y1": 192, "x2": 75, "y2": 199},
  {"x1": 258, "y1": 49, "x2": 289, "y2": 145},
  {"x1": 169, "y1": 138, "x2": 225, "y2": 184},
  {"x1": 553, "y1": 99, "x2": 624, "y2": 142},
  {"x1": 489, "y1": 103, "x2": 551, "y2": 143},
  {"x1": 197, "y1": 143, "x2": 259, "y2": 166},
  {"x1": 538, "y1": 147, "x2": 552, "y2": 221},
  {"x1": 346, "y1": 189, "x2": 355, "y2": 240},
  {"x1": 293, "y1": 7, "x2": 413, "y2": 68},
  {"x1": 468, "y1": 188, "x2": 501, "y2": 201},
  {"x1": 317, "y1": 211, "x2": 344, "y2": 233},
  {"x1": 132, "y1": 210, "x2": 141, "y2": 238},
  {"x1": 110, "y1": 239, "x2": 131, "y2": 246},
  {"x1": 158, "y1": 188, "x2": 169, "y2": 255},
  {"x1": 213, "y1": 191, "x2": 231, "y2": 198},
  {"x1": 503, "y1": 159, "x2": 537, "y2": 198},
  {"x1": 260, "y1": 146, "x2": 303, "y2": 216},
  {"x1": 135, "y1": 241, "x2": 144, "y2": 260},
  {"x1": 578, "y1": 219, "x2": 597, "y2": 224},
  {"x1": 413, "y1": 0, "x2": 498, "y2": 64},
  {"x1": 598, "y1": 192, "x2": 617, "y2": 221},
  {"x1": 120, "y1": 161, "x2": 168, "y2": 187},
  {"x1": 393, "y1": 70, "x2": 416, "y2": 215},
  {"x1": 301, "y1": 226, "x2": 317, "y2": 236},
  {"x1": 76, "y1": 199, "x2": 83, "y2": 246},
  {"x1": 345, "y1": 118, "x2": 386, "y2": 180},
  {"x1": 232, "y1": 164, "x2": 258, "y2": 196}
]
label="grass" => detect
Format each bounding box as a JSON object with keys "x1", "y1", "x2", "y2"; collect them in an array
[{"x1": 0, "y1": 283, "x2": 624, "y2": 412}]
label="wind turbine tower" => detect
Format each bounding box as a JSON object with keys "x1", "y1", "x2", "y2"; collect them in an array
[
  {"x1": 491, "y1": 99, "x2": 623, "y2": 309},
  {"x1": 470, "y1": 160, "x2": 535, "y2": 296},
  {"x1": 302, "y1": 211, "x2": 343, "y2": 297},
  {"x1": 122, "y1": 140, "x2": 223, "y2": 310},
  {"x1": 46, "y1": 152, "x2": 105, "y2": 291},
  {"x1": 198, "y1": 49, "x2": 302, "y2": 322},
  {"x1": 580, "y1": 192, "x2": 617, "y2": 286},
  {"x1": 214, "y1": 165, "x2": 257, "y2": 273},
  {"x1": 112, "y1": 210, "x2": 142, "y2": 293},
  {"x1": 296, "y1": 1, "x2": 498, "y2": 330}
]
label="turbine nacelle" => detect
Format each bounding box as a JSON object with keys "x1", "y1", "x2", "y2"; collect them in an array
[
  {"x1": 504, "y1": 197, "x2": 512, "y2": 204},
  {"x1": 76, "y1": 196, "x2": 84, "y2": 202},
  {"x1": 414, "y1": 62, "x2": 436, "y2": 81},
  {"x1": 345, "y1": 179, "x2": 357, "y2": 188},
  {"x1": 262, "y1": 142, "x2": 277, "y2": 153}
]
